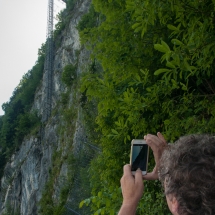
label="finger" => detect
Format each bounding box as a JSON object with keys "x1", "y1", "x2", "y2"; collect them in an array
[
  {"x1": 145, "y1": 134, "x2": 158, "y2": 143},
  {"x1": 145, "y1": 135, "x2": 160, "y2": 151},
  {"x1": 145, "y1": 134, "x2": 165, "y2": 152},
  {"x1": 142, "y1": 172, "x2": 158, "y2": 180},
  {"x1": 123, "y1": 164, "x2": 132, "y2": 176},
  {"x1": 157, "y1": 132, "x2": 167, "y2": 144},
  {"x1": 146, "y1": 134, "x2": 161, "y2": 144}
]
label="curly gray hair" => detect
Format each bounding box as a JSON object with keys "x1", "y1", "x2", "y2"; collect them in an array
[{"x1": 159, "y1": 134, "x2": 215, "y2": 215}]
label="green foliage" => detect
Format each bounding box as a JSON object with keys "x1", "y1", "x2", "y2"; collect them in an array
[
  {"x1": 78, "y1": 0, "x2": 215, "y2": 214},
  {"x1": 1, "y1": 201, "x2": 20, "y2": 215},
  {"x1": 53, "y1": 186, "x2": 69, "y2": 215},
  {"x1": 39, "y1": 149, "x2": 65, "y2": 215},
  {"x1": 66, "y1": 0, "x2": 77, "y2": 11},
  {"x1": 61, "y1": 64, "x2": 77, "y2": 87},
  {"x1": 80, "y1": 186, "x2": 122, "y2": 215},
  {"x1": 62, "y1": 106, "x2": 77, "y2": 126},
  {"x1": 40, "y1": 75, "x2": 79, "y2": 215},
  {"x1": 0, "y1": 43, "x2": 45, "y2": 179},
  {"x1": 53, "y1": 0, "x2": 78, "y2": 47},
  {"x1": 60, "y1": 91, "x2": 70, "y2": 107},
  {"x1": 76, "y1": 4, "x2": 100, "y2": 32},
  {"x1": 16, "y1": 111, "x2": 40, "y2": 140},
  {"x1": 39, "y1": 146, "x2": 82, "y2": 215},
  {"x1": 54, "y1": 11, "x2": 66, "y2": 40}
]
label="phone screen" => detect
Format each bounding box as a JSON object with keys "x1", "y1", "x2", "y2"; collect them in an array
[{"x1": 131, "y1": 144, "x2": 148, "y2": 172}]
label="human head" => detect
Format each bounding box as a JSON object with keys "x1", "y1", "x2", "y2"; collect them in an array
[{"x1": 159, "y1": 134, "x2": 215, "y2": 215}]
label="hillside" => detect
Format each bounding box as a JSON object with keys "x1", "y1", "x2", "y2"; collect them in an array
[{"x1": 1, "y1": 0, "x2": 215, "y2": 215}]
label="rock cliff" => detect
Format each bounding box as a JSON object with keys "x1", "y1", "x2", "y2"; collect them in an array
[{"x1": 0, "y1": 1, "x2": 93, "y2": 214}]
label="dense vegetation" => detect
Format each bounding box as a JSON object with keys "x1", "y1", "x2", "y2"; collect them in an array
[
  {"x1": 1, "y1": 0, "x2": 84, "y2": 214},
  {"x1": 78, "y1": 0, "x2": 215, "y2": 214},
  {"x1": 0, "y1": 0, "x2": 77, "y2": 185},
  {"x1": 39, "y1": 2, "x2": 82, "y2": 214},
  {"x1": 39, "y1": 57, "x2": 79, "y2": 215},
  {"x1": 1, "y1": 0, "x2": 215, "y2": 214},
  {"x1": 0, "y1": 44, "x2": 45, "y2": 179}
]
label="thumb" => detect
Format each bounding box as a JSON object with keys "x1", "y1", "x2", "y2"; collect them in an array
[{"x1": 135, "y1": 169, "x2": 143, "y2": 185}]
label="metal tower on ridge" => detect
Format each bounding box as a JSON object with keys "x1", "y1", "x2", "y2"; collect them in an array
[
  {"x1": 43, "y1": 0, "x2": 54, "y2": 122},
  {"x1": 43, "y1": 0, "x2": 66, "y2": 122}
]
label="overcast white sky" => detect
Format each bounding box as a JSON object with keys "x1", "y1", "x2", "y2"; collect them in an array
[{"x1": 0, "y1": 0, "x2": 65, "y2": 115}]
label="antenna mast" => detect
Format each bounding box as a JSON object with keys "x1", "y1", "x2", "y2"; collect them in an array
[
  {"x1": 43, "y1": 0, "x2": 66, "y2": 122},
  {"x1": 43, "y1": 0, "x2": 54, "y2": 122}
]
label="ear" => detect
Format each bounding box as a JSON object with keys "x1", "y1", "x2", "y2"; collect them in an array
[
  {"x1": 170, "y1": 196, "x2": 179, "y2": 215},
  {"x1": 166, "y1": 195, "x2": 179, "y2": 215}
]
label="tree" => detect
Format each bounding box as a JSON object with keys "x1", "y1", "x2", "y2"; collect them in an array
[
  {"x1": 78, "y1": 0, "x2": 215, "y2": 214},
  {"x1": 0, "y1": 43, "x2": 45, "y2": 179}
]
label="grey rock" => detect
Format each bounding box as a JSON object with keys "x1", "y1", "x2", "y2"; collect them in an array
[{"x1": 0, "y1": 0, "x2": 91, "y2": 214}]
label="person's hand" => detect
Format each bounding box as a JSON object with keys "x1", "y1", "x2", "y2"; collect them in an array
[
  {"x1": 143, "y1": 132, "x2": 167, "y2": 180},
  {"x1": 118, "y1": 164, "x2": 144, "y2": 215}
]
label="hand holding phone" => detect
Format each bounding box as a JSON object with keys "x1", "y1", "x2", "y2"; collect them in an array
[
  {"x1": 118, "y1": 164, "x2": 144, "y2": 215},
  {"x1": 143, "y1": 132, "x2": 167, "y2": 180},
  {"x1": 130, "y1": 139, "x2": 149, "y2": 175}
]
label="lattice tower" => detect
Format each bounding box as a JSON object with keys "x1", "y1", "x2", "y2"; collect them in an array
[{"x1": 43, "y1": 0, "x2": 54, "y2": 122}]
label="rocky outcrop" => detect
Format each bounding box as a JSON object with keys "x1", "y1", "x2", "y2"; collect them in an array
[{"x1": 0, "y1": 0, "x2": 91, "y2": 214}]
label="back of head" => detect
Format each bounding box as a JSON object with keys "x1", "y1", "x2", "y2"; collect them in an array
[{"x1": 159, "y1": 134, "x2": 215, "y2": 215}]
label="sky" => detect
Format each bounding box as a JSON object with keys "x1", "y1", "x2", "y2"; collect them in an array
[{"x1": 0, "y1": 0, "x2": 65, "y2": 116}]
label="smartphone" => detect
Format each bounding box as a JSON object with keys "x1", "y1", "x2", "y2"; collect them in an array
[{"x1": 130, "y1": 139, "x2": 149, "y2": 175}]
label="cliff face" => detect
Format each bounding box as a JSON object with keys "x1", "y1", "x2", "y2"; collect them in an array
[{"x1": 0, "y1": 1, "x2": 91, "y2": 214}]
